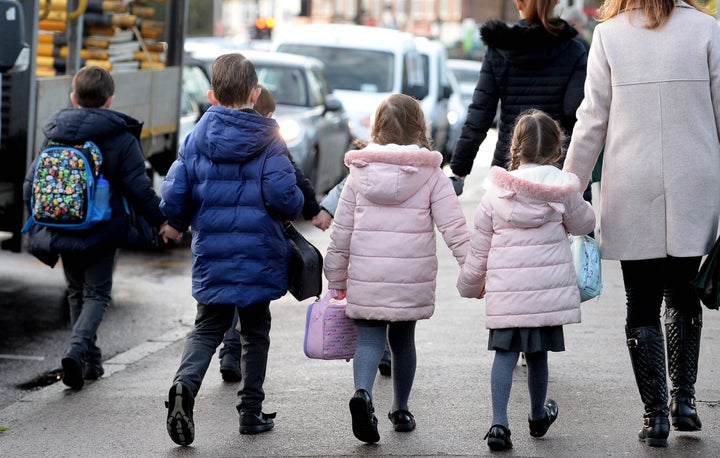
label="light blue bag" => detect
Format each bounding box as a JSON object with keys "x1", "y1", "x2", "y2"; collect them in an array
[{"x1": 570, "y1": 235, "x2": 602, "y2": 302}]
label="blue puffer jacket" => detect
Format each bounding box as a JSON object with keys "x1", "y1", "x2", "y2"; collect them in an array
[{"x1": 161, "y1": 106, "x2": 304, "y2": 308}]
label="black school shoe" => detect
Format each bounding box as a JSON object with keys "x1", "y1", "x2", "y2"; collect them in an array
[
  {"x1": 528, "y1": 399, "x2": 559, "y2": 438},
  {"x1": 484, "y1": 424, "x2": 513, "y2": 451},
  {"x1": 61, "y1": 353, "x2": 84, "y2": 390},
  {"x1": 349, "y1": 389, "x2": 380, "y2": 443},
  {"x1": 166, "y1": 382, "x2": 195, "y2": 446},
  {"x1": 388, "y1": 409, "x2": 416, "y2": 432},
  {"x1": 83, "y1": 361, "x2": 104, "y2": 380},
  {"x1": 219, "y1": 354, "x2": 242, "y2": 383},
  {"x1": 240, "y1": 410, "x2": 276, "y2": 434}
]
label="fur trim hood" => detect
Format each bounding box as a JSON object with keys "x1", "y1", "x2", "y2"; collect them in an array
[
  {"x1": 480, "y1": 19, "x2": 578, "y2": 66},
  {"x1": 485, "y1": 165, "x2": 581, "y2": 228},
  {"x1": 344, "y1": 144, "x2": 443, "y2": 205}
]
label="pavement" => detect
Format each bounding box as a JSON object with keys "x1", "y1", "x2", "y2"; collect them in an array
[{"x1": 2, "y1": 139, "x2": 720, "y2": 457}]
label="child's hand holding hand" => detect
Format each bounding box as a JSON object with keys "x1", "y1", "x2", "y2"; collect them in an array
[
  {"x1": 311, "y1": 209, "x2": 333, "y2": 231},
  {"x1": 477, "y1": 285, "x2": 486, "y2": 299},
  {"x1": 330, "y1": 289, "x2": 346, "y2": 300},
  {"x1": 159, "y1": 222, "x2": 182, "y2": 243}
]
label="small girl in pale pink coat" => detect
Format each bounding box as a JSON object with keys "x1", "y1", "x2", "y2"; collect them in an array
[
  {"x1": 324, "y1": 94, "x2": 470, "y2": 444},
  {"x1": 457, "y1": 109, "x2": 595, "y2": 451}
]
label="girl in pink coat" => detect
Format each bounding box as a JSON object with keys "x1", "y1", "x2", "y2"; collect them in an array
[
  {"x1": 457, "y1": 110, "x2": 595, "y2": 451},
  {"x1": 324, "y1": 94, "x2": 470, "y2": 444}
]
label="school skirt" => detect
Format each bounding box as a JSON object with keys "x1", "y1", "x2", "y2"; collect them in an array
[{"x1": 488, "y1": 326, "x2": 565, "y2": 353}]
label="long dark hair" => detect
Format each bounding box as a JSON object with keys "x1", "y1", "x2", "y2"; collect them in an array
[{"x1": 522, "y1": 0, "x2": 564, "y2": 34}]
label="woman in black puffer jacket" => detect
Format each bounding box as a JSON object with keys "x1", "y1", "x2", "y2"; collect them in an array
[{"x1": 450, "y1": 0, "x2": 587, "y2": 186}]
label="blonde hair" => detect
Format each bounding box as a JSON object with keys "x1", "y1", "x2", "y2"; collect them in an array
[
  {"x1": 508, "y1": 109, "x2": 564, "y2": 171},
  {"x1": 370, "y1": 94, "x2": 431, "y2": 149},
  {"x1": 598, "y1": 0, "x2": 710, "y2": 29}
]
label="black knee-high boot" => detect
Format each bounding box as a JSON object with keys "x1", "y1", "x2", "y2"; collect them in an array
[
  {"x1": 665, "y1": 308, "x2": 702, "y2": 431},
  {"x1": 626, "y1": 326, "x2": 670, "y2": 447}
]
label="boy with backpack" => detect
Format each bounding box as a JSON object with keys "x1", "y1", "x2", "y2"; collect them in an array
[
  {"x1": 159, "y1": 53, "x2": 303, "y2": 446},
  {"x1": 23, "y1": 65, "x2": 169, "y2": 390}
]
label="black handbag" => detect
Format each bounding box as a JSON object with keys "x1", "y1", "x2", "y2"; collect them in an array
[
  {"x1": 691, "y1": 235, "x2": 720, "y2": 310},
  {"x1": 284, "y1": 222, "x2": 323, "y2": 301}
]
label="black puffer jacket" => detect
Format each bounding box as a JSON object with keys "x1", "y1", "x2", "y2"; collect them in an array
[
  {"x1": 451, "y1": 19, "x2": 587, "y2": 175},
  {"x1": 24, "y1": 107, "x2": 166, "y2": 253}
]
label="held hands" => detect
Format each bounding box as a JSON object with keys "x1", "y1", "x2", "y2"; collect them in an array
[
  {"x1": 477, "y1": 285, "x2": 486, "y2": 299},
  {"x1": 330, "y1": 289, "x2": 346, "y2": 300},
  {"x1": 311, "y1": 209, "x2": 333, "y2": 231},
  {"x1": 159, "y1": 221, "x2": 182, "y2": 243}
]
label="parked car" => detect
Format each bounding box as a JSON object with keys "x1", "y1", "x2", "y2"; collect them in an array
[
  {"x1": 272, "y1": 23, "x2": 426, "y2": 143},
  {"x1": 179, "y1": 61, "x2": 212, "y2": 146},
  {"x1": 414, "y1": 37, "x2": 453, "y2": 159},
  {"x1": 184, "y1": 49, "x2": 352, "y2": 194},
  {"x1": 445, "y1": 58, "x2": 498, "y2": 160}
]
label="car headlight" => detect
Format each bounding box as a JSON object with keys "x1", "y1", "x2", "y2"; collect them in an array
[
  {"x1": 279, "y1": 119, "x2": 303, "y2": 145},
  {"x1": 447, "y1": 111, "x2": 459, "y2": 125}
]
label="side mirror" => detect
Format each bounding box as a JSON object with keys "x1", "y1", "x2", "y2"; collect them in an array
[
  {"x1": 0, "y1": 0, "x2": 29, "y2": 73},
  {"x1": 324, "y1": 96, "x2": 343, "y2": 114}
]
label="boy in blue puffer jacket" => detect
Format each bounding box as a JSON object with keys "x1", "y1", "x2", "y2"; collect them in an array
[{"x1": 160, "y1": 53, "x2": 303, "y2": 446}]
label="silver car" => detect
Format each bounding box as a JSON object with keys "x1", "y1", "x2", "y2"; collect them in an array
[{"x1": 185, "y1": 49, "x2": 352, "y2": 194}]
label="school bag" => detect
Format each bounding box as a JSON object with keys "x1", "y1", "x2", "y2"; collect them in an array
[
  {"x1": 22, "y1": 141, "x2": 112, "y2": 232},
  {"x1": 570, "y1": 234, "x2": 602, "y2": 302}
]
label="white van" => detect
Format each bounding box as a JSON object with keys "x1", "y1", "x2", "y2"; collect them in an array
[{"x1": 273, "y1": 24, "x2": 426, "y2": 142}]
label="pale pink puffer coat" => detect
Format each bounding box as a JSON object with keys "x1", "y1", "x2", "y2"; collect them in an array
[
  {"x1": 324, "y1": 144, "x2": 470, "y2": 322},
  {"x1": 457, "y1": 165, "x2": 596, "y2": 329}
]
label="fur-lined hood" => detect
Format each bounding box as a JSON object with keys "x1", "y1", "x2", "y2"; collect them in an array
[
  {"x1": 480, "y1": 19, "x2": 578, "y2": 66},
  {"x1": 485, "y1": 165, "x2": 581, "y2": 228},
  {"x1": 344, "y1": 144, "x2": 443, "y2": 205}
]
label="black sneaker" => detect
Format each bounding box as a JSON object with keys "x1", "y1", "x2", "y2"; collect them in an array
[
  {"x1": 61, "y1": 353, "x2": 84, "y2": 390},
  {"x1": 378, "y1": 359, "x2": 391, "y2": 377},
  {"x1": 349, "y1": 389, "x2": 380, "y2": 443},
  {"x1": 219, "y1": 354, "x2": 242, "y2": 383},
  {"x1": 239, "y1": 411, "x2": 276, "y2": 434},
  {"x1": 166, "y1": 382, "x2": 195, "y2": 446}
]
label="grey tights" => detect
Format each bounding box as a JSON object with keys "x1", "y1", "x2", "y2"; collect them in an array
[
  {"x1": 491, "y1": 350, "x2": 549, "y2": 428},
  {"x1": 353, "y1": 321, "x2": 416, "y2": 412}
]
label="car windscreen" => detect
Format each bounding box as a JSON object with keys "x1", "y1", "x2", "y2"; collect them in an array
[
  {"x1": 277, "y1": 44, "x2": 394, "y2": 93},
  {"x1": 254, "y1": 65, "x2": 308, "y2": 107}
]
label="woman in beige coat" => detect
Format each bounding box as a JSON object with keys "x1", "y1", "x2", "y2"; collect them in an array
[{"x1": 563, "y1": 0, "x2": 720, "y2": 448}]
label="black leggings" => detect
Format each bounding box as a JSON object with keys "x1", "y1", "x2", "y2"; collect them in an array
[{"x1": 620, "y1": 256, "x2": 702, "y2": 328}]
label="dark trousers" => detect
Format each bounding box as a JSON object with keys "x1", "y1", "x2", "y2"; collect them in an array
[
  {"x1": 61, "y1": 249, "x2": 116, "y2": 362},
  {"x1": 620, "y1": 256, "x2": 702, "y2": 328},
  {"x1": 173, "y1": 301, "x2": 271, "y2": 413}
]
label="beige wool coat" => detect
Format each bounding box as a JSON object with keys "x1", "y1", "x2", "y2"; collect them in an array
[{"x1": 564, "y1": 2, "x2": 720, "y2": 260}]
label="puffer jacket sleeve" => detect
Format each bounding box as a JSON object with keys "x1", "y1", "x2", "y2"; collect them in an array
[
  {"x1": 160, "y1": 150, "x2": 193, "y2": 232},
  {"x1": 319, "y1": 175, "x2": 347, "y2": 217},
  {"x1": 562, "y1": 47, "x2": 587, "y2": 136},
  {"x1": 116, "y1": 135, "x2": 165, "y2": 227},
  {"x1": 262, "y1": 141, "x2": 303, "y2": 221},
  {"x1": 324, "y1": 176, "x2": 357, "y2": 290},
  {"x1": 451, "y1": 54, "x2": 500, "y2": 177},
  {"x1": 457, "y1": 197, "x2": 493, "y2": 298},
  {"x1": 429, "y1": 170, "x2": 470, "y2": 265}
]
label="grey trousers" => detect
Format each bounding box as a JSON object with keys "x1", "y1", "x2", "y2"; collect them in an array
[
  {"x1": 173, "y1": 301, "x2": 271, "y2": 413},
  {"x1": 61, "y1": 249, "x2": 116, "y2": 363}
]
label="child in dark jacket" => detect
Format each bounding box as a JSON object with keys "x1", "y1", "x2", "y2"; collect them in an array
[
  {"x1": 23, "y1": 65, "x2": 168, "y2": 391},
  {"x1": 160, "y1": 53, "x2": 303, "y2": 446}
]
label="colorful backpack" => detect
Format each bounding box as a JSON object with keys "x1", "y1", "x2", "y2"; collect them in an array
[{"x1": 22, "y1": 141, "x2": 112, "y2": 232}]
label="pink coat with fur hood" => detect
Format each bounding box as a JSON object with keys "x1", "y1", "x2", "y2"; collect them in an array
[
  {"x1": 324, "y1": 144, "x2": 470, "y2": 322},
  {"x1": 457, "y1": 165, "x2": 596, "y2": 329}
]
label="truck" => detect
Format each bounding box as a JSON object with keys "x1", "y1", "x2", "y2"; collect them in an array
[{"x1": 0, "y1": 0, "x2": 188, "y2": 252}]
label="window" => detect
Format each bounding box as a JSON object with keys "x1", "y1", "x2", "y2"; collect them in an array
[
  {"x1": 277, "y1": 44, "x2": 395, "y2": 93},
  {"x1": 255, "y1": 65, "x2": 308, "y2": 107}
]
